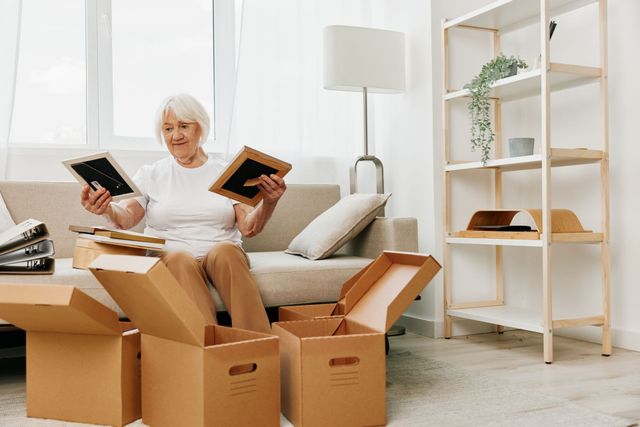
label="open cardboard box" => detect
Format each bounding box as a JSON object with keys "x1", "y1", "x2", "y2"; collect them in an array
[
  {"x1": 273, "y1": 251, "x2": 441, "y2": 427},
  {"x1": 72, "y1": 236, "x2": 145, "y2": 269},
  {"x1": 278, "y1": 260, "x2": 373, "y2": 321},
  {"x1": 0, "y1": 284, "x2": 141, "y2": 426},
  {"x1": 89, "y1": 254, "x2": 280, "y2": 427}
]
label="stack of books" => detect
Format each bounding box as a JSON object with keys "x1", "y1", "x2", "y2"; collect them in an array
[
  {"x1": 69, "y1": 225, "x2": 165, "y2": 270},
  {"x1": 0, "y1": 219, "x2": 55, "y2": 274},
  {"x1": 69, "y1": 225, "x2": 165, "y2": 251}
]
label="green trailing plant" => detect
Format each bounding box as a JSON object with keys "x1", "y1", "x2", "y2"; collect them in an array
[{"x1": 464, "y1": 54, "x2": 527, "y2": 164}]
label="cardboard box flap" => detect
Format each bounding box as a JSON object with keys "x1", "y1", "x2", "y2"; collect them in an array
[
  {"x1": 89, "y1": 254, "x2": 206, "y2": 346},
  {"x1": 344, "y1": 251, "x2": 441, "y2": 333},
  {"x1": 338, "y1": 260, "x2": 374, "y2": 300},
  {"x1": 0, "y1": 284, "x2": 121, "y2": 335}
]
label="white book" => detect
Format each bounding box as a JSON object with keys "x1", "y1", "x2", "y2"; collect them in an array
[
  {"x1": 0, "y1": 219, "x2": 49, "y2": 256},
  {"x1": 79, "y1": 233, "x2": 164, "y2": 251}
]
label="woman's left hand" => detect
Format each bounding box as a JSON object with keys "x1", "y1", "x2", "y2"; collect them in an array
[{"x1": 257, "y1": 174, "x2": 286, "y2": 206}]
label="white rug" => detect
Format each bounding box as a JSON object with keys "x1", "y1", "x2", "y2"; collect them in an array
[{"x1": 0, "y1": 349, "x2": 633, "y2": 426}]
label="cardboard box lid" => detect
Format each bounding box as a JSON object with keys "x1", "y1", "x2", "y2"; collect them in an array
[
  {"x1": 89, "y1": 254, "x2": 207, "y2": 346},
  {"x1": 338, "y1": 260, "x2": 373, "y2": 300},
  {"x1": 0, "y1": 284, "x2": 122, "y2": 335},
  {"x1": 342, "y1": 251, "x2": 441, "y2": 333}
]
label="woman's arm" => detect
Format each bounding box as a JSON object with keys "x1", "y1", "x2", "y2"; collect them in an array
[
  {"x1": 234, "y1": 174, "x2": 286, "y2": 237},
  {"x1": 80, "y1": 185, "x2": 145, "y2": 230}
]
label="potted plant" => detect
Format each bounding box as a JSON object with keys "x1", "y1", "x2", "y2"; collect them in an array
[{"x1": 464, "y1": 53, "x2": 527, "y2": 164}]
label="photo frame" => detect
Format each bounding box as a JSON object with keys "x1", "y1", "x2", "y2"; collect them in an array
[
  {"x1": 62, "y1": 152, "x2": 142, "y2": 201},
  {"x1": 208, "y1": 146, "x2": 292, "y2": 206}
]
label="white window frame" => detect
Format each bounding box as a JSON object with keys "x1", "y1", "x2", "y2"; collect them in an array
[{"x1": 7, "y1": 0, "x2": 237, "y2": 155}]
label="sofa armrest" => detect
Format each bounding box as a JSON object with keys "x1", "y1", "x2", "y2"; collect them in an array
[{"x1": 339, "y1": 217, "x2": 419, "y2": 259}]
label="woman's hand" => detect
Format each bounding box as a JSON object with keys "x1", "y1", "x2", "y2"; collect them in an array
[
  {"x1": 80, "y1": 185, "x2": 112, "y2": 216},
  {"x1": 234, "y1": 174, "x2": 286, "y2": 237},
  {"x1": 257, "y1": 174, "x2": 286, "y2": 206}
]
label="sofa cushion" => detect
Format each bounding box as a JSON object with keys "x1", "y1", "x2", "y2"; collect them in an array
[
  {"x1": 248, "y1": 251, "x2": 371, "y2": 306},
  {"x1": 286, "y1": 193, "x2": 391, "y2": 260},
  {"x1": 0, "y1": 253, "x2": 371, "y2": 321}
]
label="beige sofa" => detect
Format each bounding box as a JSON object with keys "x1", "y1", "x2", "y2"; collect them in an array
[{"x1": 0, "y1": 181, "x2": 418, "y2": 320}]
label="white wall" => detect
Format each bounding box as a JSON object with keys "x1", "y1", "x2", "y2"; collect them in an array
[{"x1": 407, "y1": 0, "x2": 640, "y2": 351}]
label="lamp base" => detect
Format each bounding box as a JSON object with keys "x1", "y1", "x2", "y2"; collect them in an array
[{"x1": 349, "y1": 155, "x2": 385, "y2": 212}]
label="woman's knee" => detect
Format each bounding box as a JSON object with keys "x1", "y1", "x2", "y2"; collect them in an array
[
  {"x1": 162, "y1": 251, "x2": 199, "y2": 269},
  {"x1": 206, "y1": 242, "x2": 247, "y2": 267}
]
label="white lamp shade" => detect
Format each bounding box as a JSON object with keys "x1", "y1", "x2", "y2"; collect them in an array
[{"x1": 323, "y1": 25, "x2": 405, "y2": 94}]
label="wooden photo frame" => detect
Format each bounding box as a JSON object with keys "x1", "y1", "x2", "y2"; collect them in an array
[
  {"x1": 208, "y1": 146, "x2": 292, "y2": 206},
  {"x1": 62, "y1": 152, "x2": 142, "y2": 201}
]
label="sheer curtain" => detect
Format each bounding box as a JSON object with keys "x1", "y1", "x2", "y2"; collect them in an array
[
  {"x1": 228, "y1": 0, "x2": 374, "y2": 188},
  {"x1": 0, "y1": 0, "x2": 22, "y2": 179}
]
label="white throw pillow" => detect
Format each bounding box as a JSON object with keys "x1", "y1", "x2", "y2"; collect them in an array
[
  {"x1": 285, "y1": 193, "x2": 391, "y2": 260},
  {"x1": 0, "y1": 193, "x2": 16, "y2": 233}
]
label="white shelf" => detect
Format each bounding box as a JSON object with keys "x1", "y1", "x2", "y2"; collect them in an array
[
  {"x1": 445, "y1": 148, "x2": 603, "y2": 172},
  {"x1": 444, "y1": 0, "x2": 596, "y2": 33},
  {"x1": 448, "y1": 305, "x2": 544, "y2": 333},
  {"x1": 445, "y1": 63, "x2": 601, "y2": 103}
]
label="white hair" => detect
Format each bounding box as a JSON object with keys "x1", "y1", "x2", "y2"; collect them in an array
[{"x1": 154, "y1": 94, "x2": 210, "y2": 145}]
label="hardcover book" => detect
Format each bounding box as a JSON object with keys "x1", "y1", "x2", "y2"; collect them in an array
[
  {"x1": 208, "y1": 146, "x2": 292, "y2": 206},
  {"x1": 69, "y1": 225, "x2": 165, "y2": 245},
  {"x1": 62, "y1": 152, "x2": 142, "y2": 201}
]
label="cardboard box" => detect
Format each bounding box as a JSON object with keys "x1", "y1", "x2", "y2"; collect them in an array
[
  {"x1": 89, "y1": 254, "x2": 280, "y2": 427},
  {"x1": 273, "y1": 251, "x2": 441, "y2": 427},
  {"x1": 278, "y1": 260, "x2": 373, "y2": 322},
  {"x1": 72, "y1": 236, "x2": 145, "y2": 269},
  {"x1": 0, "y1": 284, "x2": 141, "y2": 426}
]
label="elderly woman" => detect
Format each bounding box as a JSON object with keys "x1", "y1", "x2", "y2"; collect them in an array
[{"x1": 80, "y1": 93, "x2": 285, "y2": 333}]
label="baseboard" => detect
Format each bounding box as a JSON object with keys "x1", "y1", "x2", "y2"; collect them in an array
[
  {"x1": 396, "y1": 315, "x2": 640, "y2": 353},
  {"x1": 555, "y1": 326, "x2": 640, "y2": 353},
  {"x1": 395, "y1": 315, "x2": 437, "y2": 338}
]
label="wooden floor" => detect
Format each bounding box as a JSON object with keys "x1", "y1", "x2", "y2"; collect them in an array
[{"x1": 388, "y1": 330, "x2": 640, "y2": 424}]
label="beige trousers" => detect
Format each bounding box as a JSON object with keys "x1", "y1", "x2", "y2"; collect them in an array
[{"x1": 160, "y1": 242, "x2": 270, "y2": 333}]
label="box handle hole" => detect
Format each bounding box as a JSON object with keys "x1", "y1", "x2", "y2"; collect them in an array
[
  {"x1": 329, "y1": 357, "x2": 359, "y2": 367},
  {"x1": 229, "y1": 363, "x2": 257, "y2": 376}
]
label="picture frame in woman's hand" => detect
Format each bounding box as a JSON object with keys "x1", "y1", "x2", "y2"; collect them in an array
[{"x1": 208, "y1": 146, "x2": 292, "y2": 206}]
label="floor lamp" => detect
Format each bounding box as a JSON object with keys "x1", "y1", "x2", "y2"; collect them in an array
[
  {"x1": 323, "y1": 25, "x2": 405, "y2": 196},
  {"x1": 324, "y1": 25, "x2": 407, "y2": 336}
]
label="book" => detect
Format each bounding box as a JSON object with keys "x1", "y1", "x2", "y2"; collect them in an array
[
  {"x1": 69, "y1": 224, "x2": 165, "y2": 245},
  {"x1": 62, "y1": 152, "x2": 142, "y2": 201},
  {"x1": 0, "y1": 258, "x2": 55, "y2": 274},
  {"x1": 472, "y1": 225, "x2": 534, "y2": 232},
  {"x1": 0, "y1": 219, "x2": 55, "y2": 275},
  {"x1": 0, "y1": 240, "x2": 55, "y2": 266},
  {"x1": 78, "y1": 233, "x2": 164, "y2": 251},
  {"x1": 208, "y1": 146, "x2": 292, "y2": 206},
  {"x1": 0, "y1": 219, "x2": 49, "y2": 256}
]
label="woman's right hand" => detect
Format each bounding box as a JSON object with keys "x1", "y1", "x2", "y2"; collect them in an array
[{"x1": 81, "y1": 185, "x2": 112, "y2": 216}]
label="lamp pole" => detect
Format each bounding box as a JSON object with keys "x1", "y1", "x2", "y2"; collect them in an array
[{"x1": 349, "y1": 87, "x2": 385, "y2": 197}]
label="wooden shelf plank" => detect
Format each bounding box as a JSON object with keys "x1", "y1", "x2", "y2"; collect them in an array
[
  {"x1": 444, "y1": 0, "x2": 596, "y2": 33},
  {"x1": 445, "y1": 148, "x2": 603, "y2": 172},
  {"x1": 552, "y1": 232, "x2": 603, "y2": 243},
  {"x1": 446, "y1": 237, "x2": 544, "y2": 247},
  {"x1": 447, "y1": 232, "x2": 603, "y2": 246},
  {"x1": 552, "y1": 315, "x2": 604, "y2": 329},
  {"x1": 448, "y1": 305, "x2": 544, "y2": 333},
  {"x1": 444, "y1": 63, "x2": 601, "y2": 102}
]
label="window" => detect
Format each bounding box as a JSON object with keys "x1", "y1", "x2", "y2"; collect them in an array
[
  {"x1": 107, "y1": 0, "x2": 215, "y2": 146},
  {"x1": 9, "y1": 0, "x2": 238, "y2": 151},
  {"x1": 10, "y1": 0, "x2": 86, "y2": 145}
]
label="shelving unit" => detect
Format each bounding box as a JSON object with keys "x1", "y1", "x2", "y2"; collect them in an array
[{"x1": 441, "y1": 0, "x2": 610, "y2": 363}]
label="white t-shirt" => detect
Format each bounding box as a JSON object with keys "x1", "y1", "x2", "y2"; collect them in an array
[{"x1": 132, "y1": 155, "x2": 241, "y2": 258}]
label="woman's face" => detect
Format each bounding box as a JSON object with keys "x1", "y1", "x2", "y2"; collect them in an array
[{"x1": 161, "y1": 109, "x2": 202, "y2": 164}]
